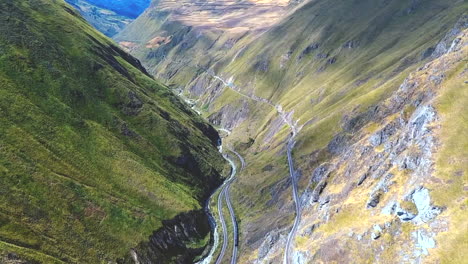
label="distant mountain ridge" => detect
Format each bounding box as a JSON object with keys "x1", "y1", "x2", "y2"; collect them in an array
[
  {"x1": 71, "y1": 0, "x2": 151, "y2": 18},
  {"x1": 65, "y1": 0, "x2": 151, "y2": 36}
]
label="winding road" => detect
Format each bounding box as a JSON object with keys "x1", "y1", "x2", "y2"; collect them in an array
[
  {"x1": 226, "y1": 147, "x2": 245, "y2": 263},
  {"x1": 216, "y1": 152, "x2": 239, "y2": 264},
  {"x1": 212, "y1": 74, "x2": 302, "y2": 264},
  {"x1": 216, "y1": 187, "x2": 229, "y2": 264},
  {"x1": 216, "y1": 155, "x2": 239, "y2": 264},
  {"x1": 179, "y1": 81, "x2": 243, "y2": 264},
  {"x1": 197, "y1": 146, "x2": 243, "y2": 264},
  {"x1": 283, "y1": 137, "x2": 301, "y2": 264},
  {"x1": 197, "y1": 74, "x2": 302, "y2": 263}
]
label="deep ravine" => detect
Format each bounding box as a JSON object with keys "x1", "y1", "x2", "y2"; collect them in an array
[
  {"x1": 187, "y1": 91, "x2": 241, "y2": 264},
  {"x1": 210, "y1": 74, "x2": 304, "y2": 263},
  {"x1": 216, "y1": 154, "x2": 239, "y2": 264},
  {"x1": 197, "y1": 145, "x2": 242, "y2": 264},
  {"x1": 283, "y1": 137, "x2": 301, "y2": 264}
]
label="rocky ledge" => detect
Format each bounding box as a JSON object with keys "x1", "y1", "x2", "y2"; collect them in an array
[{"x1": 118, "y1": 210, "x2": 211, "y2": 264}]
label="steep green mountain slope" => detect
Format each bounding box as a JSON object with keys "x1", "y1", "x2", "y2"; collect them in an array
[
  {"x1": 116, "y1": 0, "x2": 467, "y2": 263},
  {"x1": 0, "y1": 0, "x2": 225, "y2": 263}
]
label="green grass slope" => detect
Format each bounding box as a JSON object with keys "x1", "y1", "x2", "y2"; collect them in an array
[{"x1": 0, "y1": 0, "x2": 225, "y2": 263}]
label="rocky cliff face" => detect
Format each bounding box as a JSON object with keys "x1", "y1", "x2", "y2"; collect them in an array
[
  {"x1": 257, "y1": 25, "x2": 468, "y2": 263},
  {"x1": 119, "y1": 210, "x2": 211, "y2": 264}
]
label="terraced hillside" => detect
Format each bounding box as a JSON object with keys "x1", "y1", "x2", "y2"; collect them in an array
[
  {"x1": 117, "y1": 0, "x2": 468, "y2": 263},
  {"x1": 0, "y1": 0, "x2": 225, "y2": 263}
]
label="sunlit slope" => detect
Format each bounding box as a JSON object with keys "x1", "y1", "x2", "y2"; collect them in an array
[
  {"x1": 221, "y1": 0, "x2": 465, "y2": 114},
  {"x1": 199, "y1": 1, "x2": 467, "y2": 262},
  {"x1": 0, "y1": 0, "x2": 224, "y2": 263}
]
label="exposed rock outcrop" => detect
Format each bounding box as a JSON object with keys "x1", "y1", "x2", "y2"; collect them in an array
[
  {"x1": 286, "y1": 25, "x2": 467, "y2": 264},
  {"x1": 119, "y1": 210, "x2": 211, "y2": 264}
]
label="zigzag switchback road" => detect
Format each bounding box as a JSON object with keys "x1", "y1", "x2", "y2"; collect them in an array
[
  {"x1": 283, "y1": 137, "x2": 301, "y2": 264},
  {"x1": 216, "y1": 151, "x2": 240, "y2": 264},
  {"x1": 212, "y1": 74, "x2": 303, "y2": 264},
  {"x1": 225, "y1": 147, "x2": 245, "y2": 264},
  {"x1": 198, "y1": 144, "x2": 243, "y2": 264}
]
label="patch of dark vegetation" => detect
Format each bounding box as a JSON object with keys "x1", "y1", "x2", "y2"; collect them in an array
[
  {"x1": 298, "y1": 43, "x2": 320, "y2": 60},
  {"x1": 253, "y1": 57, "x2": 270, "y2": 72},
  {"x1": 262, "y1": 164, "x2": 274, "y2": 172},
  {"x1": 237, "y1": 137, "x2": 255, "y2": 152},
  {"x1": 87, "y1": 33, "x2": 151, "y2": 82},
  {"x1": 62, "y1": 5, "x2": 81, "y2": 19}
]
